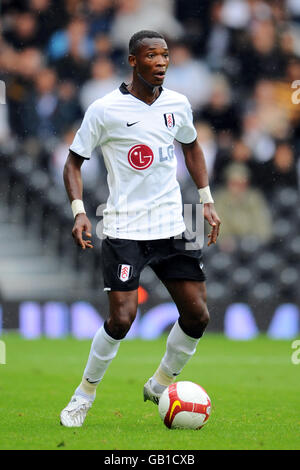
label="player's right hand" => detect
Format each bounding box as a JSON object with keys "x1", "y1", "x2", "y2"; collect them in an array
[{"x1": 72, "y1": 213, "x2": 94, "y2": 250}]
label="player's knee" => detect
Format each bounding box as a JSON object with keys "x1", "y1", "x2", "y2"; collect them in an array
[
  {"x1": 199, "y1": 302, "x2": 210, "y2": 329},
  {"x1": 191, "y1": 298, "x2": 209, "y2": 329},
  {"x1": 180, "y1": 297, "x2": 210, "y2": 337},
  {"x1": 108, "y1": 299, "x2": 137, "y2": 339}
]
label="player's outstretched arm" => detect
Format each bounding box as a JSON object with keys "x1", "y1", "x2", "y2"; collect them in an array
[
  {"x1": 181, "y1": 139, "x2": 221, "y2": 246},
  {"x1": 63, "y1": 152, "x2": 93, "y2": 250}
]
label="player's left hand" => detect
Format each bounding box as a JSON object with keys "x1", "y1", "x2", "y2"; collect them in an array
[
  {"x1": 72, "y1": 213, "x2": 94, "y2": 250},
  {"x1": 203, "y1": 203, "x2": 221, "y2": 246}
]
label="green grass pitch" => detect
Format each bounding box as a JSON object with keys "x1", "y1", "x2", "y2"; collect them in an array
[{"x1": 0, "y1": 334, "x2": 299, "y2": 450}]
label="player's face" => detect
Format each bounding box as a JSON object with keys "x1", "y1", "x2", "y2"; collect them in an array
[{"x1": 131, "y1": 38, "x2": 169, "y2": 86}]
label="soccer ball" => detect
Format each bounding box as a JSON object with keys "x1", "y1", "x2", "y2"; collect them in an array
[{"x1": 158, "y1": 381, "x2": 211, "y2": 430}]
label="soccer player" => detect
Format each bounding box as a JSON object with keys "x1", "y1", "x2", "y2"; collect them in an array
[{"x1": 60, "y1": 30, "x2": 221, "y2": 427}]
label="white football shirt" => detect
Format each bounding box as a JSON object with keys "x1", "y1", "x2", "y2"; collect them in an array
[{"x1": 70, "y1": 83, "x2": 197, "y2": 240}]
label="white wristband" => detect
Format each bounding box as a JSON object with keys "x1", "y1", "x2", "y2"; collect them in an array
[
  {"x1": 71, "y1": 199, "x2": 86, "y2": 218},
  {"x1": 198, "y1": 186, "x2": 214, "y2": 204}
]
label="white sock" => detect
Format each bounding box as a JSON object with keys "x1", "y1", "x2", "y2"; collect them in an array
[
  {"x1": 75, "y1": 325, "x2": 121, "y2": 399},
  {"x1": 75, "y1": 381, "x2": 96, "y2": 402},
  {"x1": 159, "y1": 320, "x2": 201, "y2": 378},
  {"x1": 150, "y1": 377, "x2": 169, "y2": 394}
]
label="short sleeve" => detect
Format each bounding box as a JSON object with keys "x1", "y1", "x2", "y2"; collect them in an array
[
  {"x1": 69, "y1": 102, "x2": 103, "y2": 160},
  {"x1": 175, "y1": 98, "x2": 197, "y2": 144}
]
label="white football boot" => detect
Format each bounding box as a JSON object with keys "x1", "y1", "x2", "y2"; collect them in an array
[
  {"x1": 143, "y1": 379, "x2": 163, "y2": 405},
  {"x1": 60, "y1": 395, "x2": 93, "y2": 427}
]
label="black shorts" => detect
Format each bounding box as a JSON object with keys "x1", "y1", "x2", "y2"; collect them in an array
[{"x1": 101, "y1": 231, "x2": 206, "y2": 291}]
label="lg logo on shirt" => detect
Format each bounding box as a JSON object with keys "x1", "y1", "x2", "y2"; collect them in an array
[
  {"x1": 128, "y1": 144, "x2": 154, "y2": 170},
  {"x1": 128, "y1": 144, "x2": 174, "y2": 170}
]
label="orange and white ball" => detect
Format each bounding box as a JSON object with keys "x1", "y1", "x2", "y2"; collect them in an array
[{"x1": 158, "y1": 381, "x2": 211, "y2": 430}]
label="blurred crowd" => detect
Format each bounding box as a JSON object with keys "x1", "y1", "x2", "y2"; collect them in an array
[{"x1": 1, "y1": 0, "x2": 300, "y2": 252}]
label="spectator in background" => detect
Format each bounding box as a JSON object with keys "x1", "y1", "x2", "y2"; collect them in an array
[
  {"x1": 213, "y1": 162, "x2": 273, "y2": 251},
  {"x1": 51, "y1": 18, "x2": 92, "y2": 85},
  {"x1": 21, "y1": 67, "x2": 59, "y2": 140},
  {"x1": 220, "y1": 0, "x2": 251, "y2": 30},
  {"x1": 212, "y1": 138, "x2": 261, "y2": 188},
  {"x1": 249, "y1": 79, "x2": 291, "y2": 141},
  {"x1": 279, "y1": 25, "x2": 299, "y2": 58},
  {"x1": 4, "y1": 47, "x2": 44, "y2": 138},
  {"x1": 79, "y1": 57, "x2": 120, "y2": 111},
  {"x1": 93, "y1": 33, "x2": 115, "y2": 59},
  {"x1": 257, "y1": 142, "x2": 299, "y2": 195},
  {"x1": 110, "y1": 0, "x2": 183, "y2": 51},
  {"x1": 205, "y1": 0, "x2": 232, "y2": 70},
  {"x1": 3, "y1": 10, "x2": 39, "y2": 50},
  {"x1": 29, "y1": 0, "x2": 68, "y2": 48},
  {"x1": 16, "y1": 47, "x2": 44, "y2": 79},
  {"x1": 197, "y1": 74, "x2": 240, "y2": 137},
  {"x1": 238, "y1": 20, "x2": 286, "y2": 89},
  {"x1": 86, "y1": 0, "x2": 115, "y2": 39},
  {"x1": 164, "y1": 42, "x2": 212, "y2": 110},
  {"x1": 54, "y1": 80, "x2": 82, "y2": 132},
  {"x1": 242, "y1": 110, "x2": 277, "y2": 164},
  {"x1": 48, "y1": 16, "x2": 93, "y2": 61},
  {"x1": 93, "y1": 33, "x2": 125, "y2": 71},
  {"x1": 93, "y1": 33, "x2": 113, "y2": 58}
]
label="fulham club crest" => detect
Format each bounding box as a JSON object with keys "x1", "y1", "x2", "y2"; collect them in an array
[
  {"x1": 118, "y1": 264, "x2": 133, "y2": 282},
  {"x1": 164, "y1": 113, "x2": 175, "y2": 129}
]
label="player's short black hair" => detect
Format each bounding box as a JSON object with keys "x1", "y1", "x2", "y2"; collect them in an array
[{"x1": 129, "y1": 30, "x2": 165, "y2": 55}]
